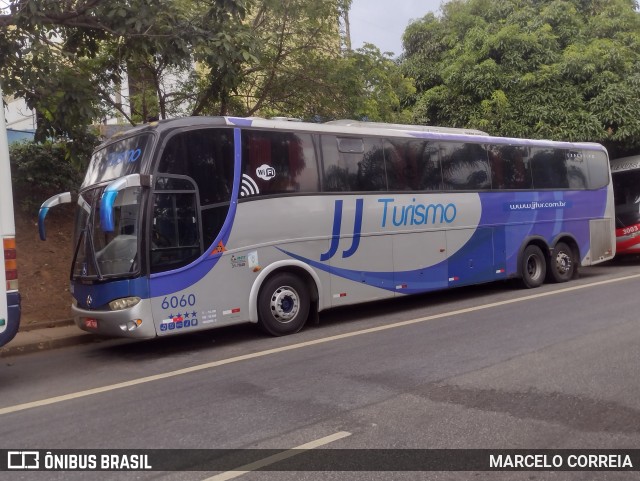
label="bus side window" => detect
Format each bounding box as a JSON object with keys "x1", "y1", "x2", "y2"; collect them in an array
[
  {"x1": 241, "y1": 130, "x2": 318, "y2": 197},
  {"x1": 490, "y1": 145, "x2": 532, "y2": 190},
  {"x1": 587, "y1": 150, "x2": 609, "y2": 189},
  {"x1": 531, "y1": 148, "x2": 569, "y2": 189},
  {"x1": 158, "y1": 129, "x2": 234, "y2": 205},
  {"x1": 384, "y1": 138, "x2": 441, "y2": 191},
  {"x1": 322, "y1": 136, "x2": 386, "y2": 192},
  {"x1": 441, "y1": 142, "x2": 491, "y2": 190}
]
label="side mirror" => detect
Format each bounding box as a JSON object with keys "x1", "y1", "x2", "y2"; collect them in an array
[
  {"x1": 100, "y1": 174, "x2": 151, "y2": 232},
  {"x1": 38, "y1": 192, "x2": 72, "y2": 241}
]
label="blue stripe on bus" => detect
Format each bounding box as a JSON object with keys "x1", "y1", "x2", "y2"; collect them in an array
[{"x1": 279, "y1": 188, "x2": 608, "y2": 295}]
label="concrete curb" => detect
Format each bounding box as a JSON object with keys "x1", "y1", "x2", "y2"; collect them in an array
[{"x1": 0, "y1": 325, "x2": 98, "y2": 358}]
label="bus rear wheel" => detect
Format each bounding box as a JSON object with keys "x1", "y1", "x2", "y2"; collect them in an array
[
  {"x1": 258, "y1": 273, "x2": 310, "y2": 336},
  {"x1": 547, "y1": 242, "x2": 575, "y2": 283},
  {"x1": 520, "y1": 245, "x2": 546, "y2": 289}
]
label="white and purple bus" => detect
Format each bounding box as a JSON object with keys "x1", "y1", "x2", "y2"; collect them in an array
[
  {"x1": 610, "y1": 155, "x2": 640, "y2": 255},
  {"x1": 38, "y1": 117, "x2": 615, "y2": 338}
]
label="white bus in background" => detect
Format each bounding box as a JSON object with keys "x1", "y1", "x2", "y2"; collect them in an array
[{"x1": 0, "y1": 83, "x2": 20, "y2": 347}]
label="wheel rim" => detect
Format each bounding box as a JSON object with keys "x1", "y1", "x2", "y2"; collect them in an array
[
  {"x1": 526, "y1": 254, "x2": 542, "y2": 280},
  {"x1": 270, "y1": 286, "x2": 300, "y2": 324},
  {"x1": 555, "y1": 251, "x2": 572, "y2": 275}
]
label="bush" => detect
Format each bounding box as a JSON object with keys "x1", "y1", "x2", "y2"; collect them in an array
[{"x1": 9, "y1": 141, "x2": 86, "y2": 214}]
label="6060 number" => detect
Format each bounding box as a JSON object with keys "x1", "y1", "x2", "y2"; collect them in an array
[{"x1": 162, "y1": 294, "x2": 196, "y2": 310}]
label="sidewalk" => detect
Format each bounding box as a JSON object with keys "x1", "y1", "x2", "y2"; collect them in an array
[{"x1": 0, "y1": 320, "x2": 98, "y2": 358}]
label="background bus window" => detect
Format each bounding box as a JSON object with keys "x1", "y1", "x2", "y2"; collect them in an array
[
  {"x1": 612, "y1": 170, "x2": 640, "y2": 227},
  {"x1": 489, "y1": 145, "x2": 532, "y2": 190},
  {"x1": 440, "y1": 142, "x2": 491, "y2": 190},
  {"x1": 383, "y1": 138, "x2": 442, "y2": 191},
  {"x1": 241, "y1": 130, "x2": 318, "y2": 197},
  {"x1": 322, "y1": 136, "x2": 386, "y2": 192}
]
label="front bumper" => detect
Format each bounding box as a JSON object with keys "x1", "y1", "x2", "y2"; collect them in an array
[{"x1": 72, "y1": 298, "x2": 157, "y2": 339}]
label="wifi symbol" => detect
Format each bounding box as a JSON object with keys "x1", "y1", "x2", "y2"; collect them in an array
[{"x1": 241, "y1": 174, "x2": 260, "y2": 197}]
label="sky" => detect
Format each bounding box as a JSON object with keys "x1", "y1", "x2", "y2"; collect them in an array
[{"x1": 349, "y1": 0, "x2": 443, "y2": 57}]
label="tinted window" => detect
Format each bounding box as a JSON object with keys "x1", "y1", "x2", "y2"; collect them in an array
[
  {"x1": 158, "y1": 128, "x2": 234, "y2": 205},
  {"x1": 489, "y1": 145, "x2": 532, "y2": 190},
  {"x1": 530, "y1": 148, "x2": 590, "y2": 189},
  {"x1": 587, "y1": 150, "x2": 609, "y2": 189},
  {"x1": 384, "y1": 138, "x2": 442, "y2": 191},
  {"x1": 565, "y1": 150, "x2": 589, "y2": 189},
  {"x1": 241, "y1": 130, "x2": 318, "y2": 198},
  {"x1": 612, "y1": 170, "x2": 640, "y2": 227},
  {"x1": 322, "y1": 136, "x2": 386, "y2": 192},
  {"x1": 83, "y1": 134, "x2": 150, "y2": 188},
  {"x1": 531, "y1": 148, "x2": 568, "y2": 189},
  {"x1": 150, "y1": 191, "x2": 201, "y2": 273},
  {"x1": 441, "y1": 142, "x2": 491, "y2": 190},
  {"x1": 155, "y1": 177, "x2": 197, "y2": 191}
]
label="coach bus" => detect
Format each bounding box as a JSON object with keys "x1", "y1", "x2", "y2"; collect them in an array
[
  {"x1": 610, "y1": 155, "x2": 640, "y2": 255},
  {"x1": 38, "y1": 117, "x2": 614, "y2": 339},
  {"x1": 0, "y1": 84, "x2": 20, "y2": 348}
]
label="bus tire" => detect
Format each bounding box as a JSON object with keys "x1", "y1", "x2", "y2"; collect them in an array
[
  {"x1": 520, "y1": 245, "x2": 546, "y2": 289},
  {"x1": 258, "y1": 273, "x2": 310, "y2": 336},
  {"x1": 547, "y1": 242, "x2": 575, "y2": 283}
]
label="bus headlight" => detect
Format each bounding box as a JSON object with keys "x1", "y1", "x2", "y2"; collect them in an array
[{"x1": 109, "y1": 297, "x2": 141, "y2": 311}]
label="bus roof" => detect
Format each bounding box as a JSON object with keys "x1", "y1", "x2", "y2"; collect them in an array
[
  {"x1": 609, "y1": 155, "x2": 640, "y2": 174},
  {"x1": 100, "y1": 116, "x2": 608, "y2": 153},
  {"x1": 324, "y1": 119, "x2": 488, "y2": 136}
]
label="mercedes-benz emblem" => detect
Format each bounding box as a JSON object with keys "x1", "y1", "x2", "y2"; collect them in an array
[{"x1": 86, "y1": 295, "x2": 93, "y2": 307}]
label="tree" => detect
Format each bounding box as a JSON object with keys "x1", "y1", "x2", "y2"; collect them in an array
[
  {"x1": 401, "y1": 0, "x2": 640, "y2": 156},
  {"x1": 1, "y1": 0, "x2": 414, "y2": 150},
  {"x1": 0, "y1": 0, "x2": 251, "y2": 151}
]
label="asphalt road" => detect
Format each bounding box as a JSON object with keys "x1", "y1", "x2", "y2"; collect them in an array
[{"x1": 2, "y1": 258, "x2": 640, "y2": 481}]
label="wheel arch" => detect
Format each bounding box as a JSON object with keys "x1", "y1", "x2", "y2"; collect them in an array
[
  {"x1": 248, "y1": 260, "x2": 323, "y2": 323},
  {"x1": 551, "y1": 233, "x2": 581, "y2": 265}
]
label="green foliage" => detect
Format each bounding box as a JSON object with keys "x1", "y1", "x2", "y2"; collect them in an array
[
  {"x1": 0, "y1": 0, "x2": 252, "y2": 131},
  {"x1": 330, "y1": 44, "x2": 416, "y2": 122},
  {"x1": 1, "y1": 0, "x2": 413, "y2": 142},
  {"x1": 401, "y1": 0, "x2": 640, "y2": 153},
  {"x1": 9, "y1": 141, "x2": 90, "y2": 213}
]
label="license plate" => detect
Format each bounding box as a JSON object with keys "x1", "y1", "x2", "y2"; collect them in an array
[{"x1": 84, "y1": 318, "x2": 98, "y2": 329}]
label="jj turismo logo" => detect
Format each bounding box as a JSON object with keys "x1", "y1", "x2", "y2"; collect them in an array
[{"x1": 320, "y1": 197, "x2": 458, "y2": 261}]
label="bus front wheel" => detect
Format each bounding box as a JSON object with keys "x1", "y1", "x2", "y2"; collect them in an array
[
  {"x1": 547, "y1": 242, "x2": 575, "y2": 283},
  {"x1": 258, "y1": 273, "x2": 310, "y2": 336},
  {"x1": 520, "y1": 245, "x2": 546, "y2": 289}
]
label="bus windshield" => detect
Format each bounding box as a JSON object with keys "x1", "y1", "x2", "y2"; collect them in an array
[
  {"x1": 82, "y1": 134, "x2": 151, "y2": 188},
  {"x1": 612, "y1": 170, "x2": 640, "y2": 228},
  {"x1": 72, "y1": 186, "x2": 143, "y2": 280}
]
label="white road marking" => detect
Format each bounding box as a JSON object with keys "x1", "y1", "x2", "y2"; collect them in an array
[
  {"x1": 1, "y1": 273, "x2": 639, "y2": 417},
  {"x1": 202, "y1": 431, "x2": 352, "y2": 481}
]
